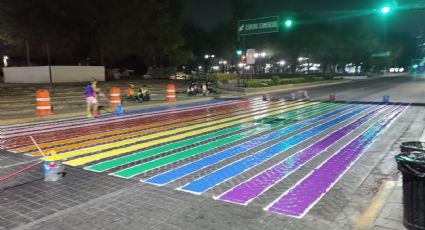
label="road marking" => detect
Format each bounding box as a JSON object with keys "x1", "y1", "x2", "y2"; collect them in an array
[
  {"x1": 2, "y1": 99, "x2": 244, "y2": 137},
  {"x1": 14, "y1": 100, "x2": 263, "y2": 154},
  {"x1": 178, "y1": 104, "x2": 371, "y2": 194},
  {"x1": 143, "y1": 103, "x2": 349, "y2": 185},
  {"x1": 111, "y1": 103, "x2": 338, "y2": 178},
  {"x1": 5, "y1": 100, "x2": 259, "y2": 150},
  {"x1": 264, "y1": 105, "x2": 408, "y2": 218},
  {"x1": 62, "y1": 101, "x2": 312, "y2": 166},
  {"x1": 87, "y1": 102, "x2": 332, "y2": 173},
  {"x1": 353, "y1": 179, "x2": 396, "y2": 230},
  {"x1": 216, "y1": 105, "x2": 391, "y2": 205}
]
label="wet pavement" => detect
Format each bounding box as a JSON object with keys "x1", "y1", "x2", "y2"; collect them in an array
[{"x1": 1, "y1": 76, "x2": 425, "y2": 230}]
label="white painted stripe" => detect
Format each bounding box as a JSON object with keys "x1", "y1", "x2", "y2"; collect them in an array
[
  {"x1": 36, "y1": 106, "x2": 51, "y2": 110},
  {"x1": 1, "y1": 99, "x2": 248, "y2": 131},
  {"x1": 109, "y1": 94, "x2": 120, "y2": 96},
  {"x1": 110, "y1": 100, "x2": 121, "y2": 103},
  {"x1": 1, "y1": 99, "x2": 258, "y2": 138},
  {"x1": 36, "y1": 98, "x2": 50, "y2": 102}
]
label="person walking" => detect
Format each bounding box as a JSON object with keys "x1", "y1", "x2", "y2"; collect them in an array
[{"x1": 84, "y1": 80, "x2": 106, "y2": 119}]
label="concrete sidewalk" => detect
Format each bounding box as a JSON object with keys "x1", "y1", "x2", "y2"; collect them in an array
[{"x1": 367, "y1": 108, "x2": 425, "y2": 230}]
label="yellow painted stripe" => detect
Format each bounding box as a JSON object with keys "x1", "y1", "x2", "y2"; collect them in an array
[
  {"x1": 61, "y1": 101, "x2": 303, "y2": 161},
  {"x1": 353, "y1": 179, "x2": 396, "y2": 230},
  {"x1": 16, "y1": 101, "x2": 271, "y2": 154},
  {"x1": 63, "y1": 102, "x2": 318, "y2": 166}
]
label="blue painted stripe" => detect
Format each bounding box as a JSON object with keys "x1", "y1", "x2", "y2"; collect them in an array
[
  {"x1": 144, "y1": 104, "x2": 358, "y2": 186},
  {"x1": 179, "y1": 104, "x2": 371, "y2": 194},
  {"x1": 124, "y1": 99, "x2": 239, "y2": 115}
]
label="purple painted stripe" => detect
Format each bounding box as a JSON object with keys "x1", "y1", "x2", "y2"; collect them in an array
[
  {"x1": 217, "y1": 105, "x2": 390, "y2": 205},
  {"x1": 265, "y1": 105, "x2": 407, "y2": 218}
]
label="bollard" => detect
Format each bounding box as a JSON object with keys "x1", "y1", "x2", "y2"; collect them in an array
[
  {"x1": 383, "y1": 95, "x2": 390, "y2": 103},
  {"x1": 43, "y1": 151, "x2": 65, "y2": 182},
  {"x1": 35, "y1": 89, "x2": 53, "y2": 116},
  {"x1": 262, "y1": 93, "x2": 268, "y2": 101},
  {"x1": 109, "y1": 87, "x2": 121, "y2": 109},
  {"x1": 330, "y1": 93, "x2": 336, "y2": 101},
  {"x1": 115, "y1": 105, "x2": 124, "y2": 116},
  {"x1": 166, "y1": 84, "x2": 176, "y2": 102}
]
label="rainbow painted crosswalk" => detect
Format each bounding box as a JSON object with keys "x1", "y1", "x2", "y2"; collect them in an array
[{"x1": 0, "y1": 98, "x2": 408, "y2": 218}]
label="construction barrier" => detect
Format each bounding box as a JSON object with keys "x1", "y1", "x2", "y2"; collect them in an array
[
  {"x1": 35, "y1": 89, "x2": 53, "y2": 116},
  {"x1": 109, "y1": 87, "x2": 121, "y2": 109},
  {"x1": 166, "y1": 84, "x2": 176, "y2": 102}
]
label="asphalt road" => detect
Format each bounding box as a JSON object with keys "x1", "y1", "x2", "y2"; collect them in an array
[{"x1": 1, "y1": 75, "x2": 424, "y2": 230}]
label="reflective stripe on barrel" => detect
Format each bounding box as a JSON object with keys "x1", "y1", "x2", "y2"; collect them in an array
[
  {"x1": 166, "y1": 84, "x2": 176, "y2": 102},
  {"x1": 109, "y1": 87, "x2": 121, "y2": 109},
  {"x1": 36, "y1": 89, "x2": 53, "y2": 116}
]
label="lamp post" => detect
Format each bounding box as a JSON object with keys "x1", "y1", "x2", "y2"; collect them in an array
[{"x1": 204, "y1": 54, "x2": 215, "y2": 73}]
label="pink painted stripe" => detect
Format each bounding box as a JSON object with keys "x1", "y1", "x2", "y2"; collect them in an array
[{"x1": 1, "y1": 100, "x2": 253, "y2": 138}]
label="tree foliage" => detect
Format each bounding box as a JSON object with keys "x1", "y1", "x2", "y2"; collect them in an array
[{"x1": 0, "y1": 0, "x2": 194, "y2": 70}]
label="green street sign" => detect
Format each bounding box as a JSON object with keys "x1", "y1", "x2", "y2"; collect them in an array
[{"x1": 238, "y1": 16, "x2": 280, "y2": 36}]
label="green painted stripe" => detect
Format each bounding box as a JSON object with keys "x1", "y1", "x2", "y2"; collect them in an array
[
  {"x1": 112, "y1": 103, "x2": 343, "y2": 178},
  {"x1": 87, "y1": 102, "x2": 337, "y2": 173},
  {"x1": 85, "y1": 103, "x2": 324, "y2": 172}
]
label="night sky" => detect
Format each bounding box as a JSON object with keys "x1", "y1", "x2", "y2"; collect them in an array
[{"x1": 183, "y1": 0, "x2": 425, "y2": 35}]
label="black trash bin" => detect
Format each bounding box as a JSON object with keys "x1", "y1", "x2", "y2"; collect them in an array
[
  {"x1": 396, "y1": 151, "x2": 425, "y2": 230},
  {"x1": 400, "y1": 142, "x2": 425, "y2": 154}
]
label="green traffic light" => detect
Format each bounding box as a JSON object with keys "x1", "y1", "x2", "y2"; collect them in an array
[
  {"x1": 285, "y1": 20, "x2": 293, "y2": 28},
  {"x1": 236, "y1": 50, "x2": 243, "y2": 56},
  {"x1": 381, "y1": 6, "x2": 391, "y2": 14},
  {"x1": 413, "y1": 64, "x2": 418, "y2": 69}
]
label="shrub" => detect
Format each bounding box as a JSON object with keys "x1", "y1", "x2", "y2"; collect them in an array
[
  {"x1": 215, "y1": 73, "x2": 238, "y2": 81},
  {"x1": 245, "y1": 79, "x2": 272, "y2": 88},
  {"x1": 271, "y1": 76, "x2": 280, "y2": 84}
]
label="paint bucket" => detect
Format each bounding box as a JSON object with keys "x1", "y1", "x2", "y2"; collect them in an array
[
  {"x1": 115, "y1": 105, "x2": 124, "y2": 116},
  {"x1": 43, "y1": 151, "x2": 64, "y2": 182},
  {"x1": 383, "y1": 96, "x2": 390, "y2": 103}
]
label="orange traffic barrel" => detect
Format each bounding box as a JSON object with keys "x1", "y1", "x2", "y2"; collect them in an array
[
  {"x1": 109, "y1": 87, "x2": 121, "y2": 109},
  {"x1": 166, "y1": 84, "x2": 176, "y2": 102},
  {"x1": 36, "y1": 89, "x2": 53, "y2": 116}
]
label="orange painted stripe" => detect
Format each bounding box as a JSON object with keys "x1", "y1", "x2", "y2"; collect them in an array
[{"x1": 21, "y1": 101, "x2": 281, "y2": 155}]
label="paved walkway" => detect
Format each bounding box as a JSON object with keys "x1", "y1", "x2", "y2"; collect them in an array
[{"x1": 1, "y1": 75, "x2": 423, "y2": 230}]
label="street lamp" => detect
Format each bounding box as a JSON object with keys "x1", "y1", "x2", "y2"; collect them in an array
[
  {"x1": 285, "y1": 19, "x2": 293, "y2": 28},
  {"x1": 381, "y1": 6, "x2": 391, "y2": 14},
  {"x1": 3, "y1": 56, "x2": 8, "y2": 67}
]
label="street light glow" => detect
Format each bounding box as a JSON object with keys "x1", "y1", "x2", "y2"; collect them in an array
[
  {"x1": 204, "y1": 55, "x2": 209, "y2": 59},
  {"x1": 285, "y1": 19, "x2": 293, "y2": 28},
  {"x1": 381, "y1": 6, "x2": 391, "y2": 14}
]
